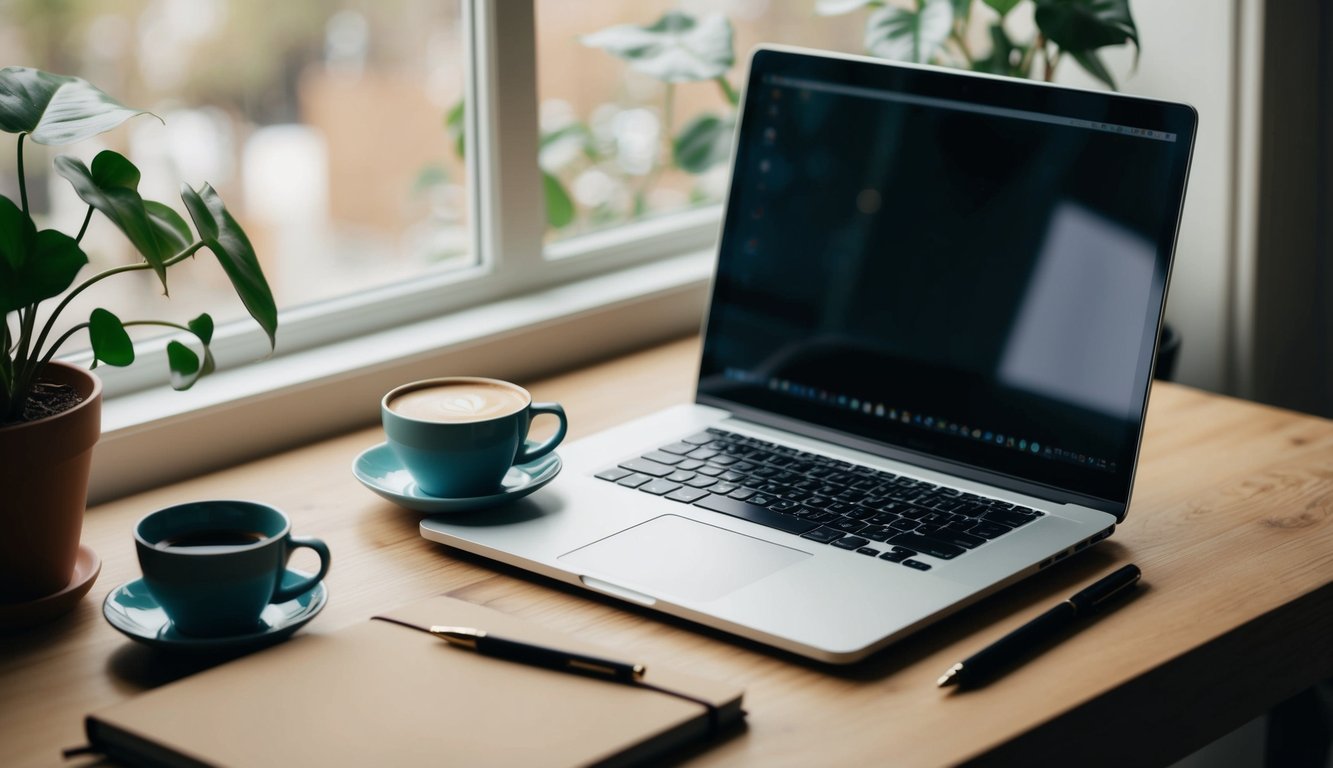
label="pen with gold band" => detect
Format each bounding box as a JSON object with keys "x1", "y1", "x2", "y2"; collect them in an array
[
  {"x1": 938, "y1": 563, "x2": 1142, "y2": 690},
  {"x1": 431, "y1": 626, "x2": 647, "y2": 682}
]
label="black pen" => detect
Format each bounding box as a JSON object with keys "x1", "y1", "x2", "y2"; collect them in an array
[
  {"x1": 937, "y1": 563, "x2": 1142, "y2": 690},
  {"x1": 431, "y1": 626, "x2": 647, "y2": 682}
]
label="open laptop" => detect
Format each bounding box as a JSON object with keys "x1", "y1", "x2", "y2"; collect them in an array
[{"x1": 422, "y1": 46, "x2": 1197, "y2": 663}]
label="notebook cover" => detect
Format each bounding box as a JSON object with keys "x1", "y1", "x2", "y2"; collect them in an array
[{"x1": 85, "y1": 596, "x2": 744, "y2": 767}]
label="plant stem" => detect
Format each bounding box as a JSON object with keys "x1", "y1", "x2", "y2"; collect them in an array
[
  {"x1": 17, "y1": 133, "x2": 29, "y2": 217},
  {"x1": 75, "y1": 205, "x2": 94, "y2": 243},
  {"x1": 1019, "y1": 32, "x2": 1045, "y2": 79},
  {"x1": 951, "y1": 28, "x2": 974, "y2": 65},
  {"x1": 19, "y1": 241, "x2": 205, "y2": 395},
  {"x1": 714, "y1": 76, "x2": 739, "y2": 107},
  {"x1": 37, "y1": 323, "x2": 90, "y2": 370}
]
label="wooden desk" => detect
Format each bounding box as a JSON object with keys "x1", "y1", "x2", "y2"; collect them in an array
[{"x1": 3, "y1": 336, "x2": 1331, "y2": 767}]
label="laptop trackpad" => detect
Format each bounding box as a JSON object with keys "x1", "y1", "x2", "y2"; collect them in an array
[{"x1": 558, "y1": 515, "x2": 811, "y2": 603}]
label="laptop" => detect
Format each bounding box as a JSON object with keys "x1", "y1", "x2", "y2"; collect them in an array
[{"x1": 422, "y1": 46, "x2": 1197, "y2": 663}]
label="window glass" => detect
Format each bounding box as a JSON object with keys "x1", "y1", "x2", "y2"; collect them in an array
[
  {"x1": 534, "y1": 0, "x2": 863, "y2": 245},
  {"x1": 0, "y1": 0, "x2": 468, "y2": 351}
]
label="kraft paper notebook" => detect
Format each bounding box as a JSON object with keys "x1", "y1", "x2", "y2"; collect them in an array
[{"x1": 81, "y1": 596, "x2": 745, "y2": 767}]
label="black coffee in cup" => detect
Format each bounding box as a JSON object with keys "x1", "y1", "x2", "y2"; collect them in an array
[{"x1": 155, "y1": 530, "x2": 268, "y2": 550}]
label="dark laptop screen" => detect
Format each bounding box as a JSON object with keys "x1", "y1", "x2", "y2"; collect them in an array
[{"x1": 697, "y1": 48, "x2": 1196, "y2": 507}]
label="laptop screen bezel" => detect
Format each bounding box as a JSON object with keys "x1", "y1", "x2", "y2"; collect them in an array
[{"x1": 694, "y1": 45, "x2": 1198, "y2": 521}]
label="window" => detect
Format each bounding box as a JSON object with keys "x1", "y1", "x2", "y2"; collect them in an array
[{"x1": 3, "y1": 1, "x2": 868, "y2": 499}]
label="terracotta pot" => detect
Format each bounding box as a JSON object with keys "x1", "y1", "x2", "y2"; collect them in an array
[{"x1": 0, "y1": 362, "x2": 102, "y2": 602}]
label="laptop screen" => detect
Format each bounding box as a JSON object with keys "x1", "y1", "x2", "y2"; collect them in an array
[{"x1": 697, "y1": 48, "x2": 1196, "y2": 507}]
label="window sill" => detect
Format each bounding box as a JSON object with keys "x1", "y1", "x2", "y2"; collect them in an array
[{"x1": 90, "y1": 251, "x2": 713, "y2": 504}]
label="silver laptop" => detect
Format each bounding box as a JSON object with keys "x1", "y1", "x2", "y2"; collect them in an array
[{"x1": 422, "y1": 46, "x2": 1197, "y2": 663}]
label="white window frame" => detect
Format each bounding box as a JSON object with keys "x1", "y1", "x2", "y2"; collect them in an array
[{"x1": 85, "y1": 0, "x2": 725, "y2": 502}]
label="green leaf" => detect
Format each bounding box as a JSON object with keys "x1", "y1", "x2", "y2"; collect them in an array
[
  {"x1": 974, "y1": 23, "x2": 1023, "y2": 76},
  {"x1": 673, "y1": 113, "x2": 735, "y2": 174},
  {"x1": 865, "y1": 0, "x2": 954, "y2": 64},
  {"x1": 180, "y1": 183, "x2": 278, "y2": 349},
  {"x1": 1034, "y1": 0, "x2": 1139, "y2": 63},
  {"x1": 542, "y1": 171, "x2": 575, "y2": 230},
  {"x1": 143, "y1": 200, "x2": 193, "y2": 254},
  {"x1": 982, "y1": 0, "x2": 1022, "y2": 16},
  {"x1": 0, "y1": 67, "x2": 153, "y2": 145},
  {"x1": 581, "y1": 12, "x2": 734, "y2": 83},
  {"x1": 187, "y1": 312, "x2": 214, "y2": 345},
  {"x1": 88, "y1": 308, "x2": 133, "y2": 367},
  {"x1": 815, "y1": 0, "x2": 880, "y2": 15},
  {"x1": 445, "y1": 100, "x2": 465, "y2": 159},
  {"x1": 1070, "y1": 49, "x2": 1118, "y2": 89},
  {"x1": 0, "y1": 196, "x2": 88, "y2": 313},
  {"x1": 54, "y1": 151, "x2": 177, "y2": 291},
  {"x1": 166, "y1": 340, "x2": 201, "y2": 390}
]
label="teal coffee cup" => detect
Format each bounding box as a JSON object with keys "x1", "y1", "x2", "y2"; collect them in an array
[
  {"x1": 382, "y1": 377, "x2": 568, "y2": 498},
  {"x1": 135, "y1": 500, "x2": 331, "y2": 637}
]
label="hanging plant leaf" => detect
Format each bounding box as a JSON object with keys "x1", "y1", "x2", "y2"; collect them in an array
[
  {"x1": 143, "y1": 200, "x2": 193, "y2": 254},
  {"x1": 815, "y1": 0, "x2": 880, "y2": 15},
  {"x1": 88, "y1": 308, "x2": 134, "y2": 367},
  {"x1": 1070, "y1": 49, "x2": 1118, "y2": 90},
  {"x1": 54, "y1": 151, "x2": 180, "y2": 291},
  {"x1": 1033, "y1": 0, "x2": 1139, "y2": 66},
  {"x1": 181, "y1": 183, "x2": 278, "y2": 350},
  {"x1": 166, "y1": 340, "x2": 201, "y2": 390},
  {"x1": 865, "y1": 0, "x2": 954, "y2": 64},
  {"x1": 673, "y1": 113, "x2": 735, "y2": 174},
  {"x1": 0, "y1": 196, "x2": 88, "y2": 313},
  {"x1": 542, "y1": 171, "x2": 575, "y2": 230},
  {"x1": 0, "y1": 67, "x2": 153, "y2": 145},
  {"x1": 188, "y1": 313, "x2": 214, "y2": 346},
  {"x1": 581, "y1": 11, "x2": 734, "y2": 83}
]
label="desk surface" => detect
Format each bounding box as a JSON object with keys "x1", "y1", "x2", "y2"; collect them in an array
[{"x1": 3, "y1": 336, "x2": 1332, "y2": 767}]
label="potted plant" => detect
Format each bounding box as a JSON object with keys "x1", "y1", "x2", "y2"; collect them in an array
[{"x1": 0, "y1": 67, "x2": 277, "y2": 607}]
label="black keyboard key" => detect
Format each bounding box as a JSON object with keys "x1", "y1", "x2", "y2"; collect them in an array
[
  {"x1": 888, "y1": 518, "x2": 919, "y2": 531},
  {"x1": 831, "y1": 536, "x2": 870, "y2": 550},
  {"x1": 596, "y1": 467, "x2": 632, "y2": 482},
  {"x1": 769, "y1": 500, "x2": 799, "y2": 512},
  {"x1": 710, "y1": 482, "x2": 738, "y2": 495},
  {"x1": 666, "y1": 487, "x2": 710, "y2": 503},
  {"x1": 618, "y1": 458, "x2": 675, "y2": 477},
  {"x1": 831, "y1": 519, "x2": 866, "y2": 534},
  {"x1": 676, "y1": 459, "x2": 705, "y2": 471},
  {"x1": 856, "y1": 547, "x2": 881, "y2": 557},
  {"x1": 638, "y1": 479, "x2": 681, "y2": 496},
  {"x1": 748, "y1": 495, "x2": 774, "y2": 506},
  {"x1": 984, "y1": 509, "x2": 1038, "y2": 527},
  {"x1": 616, "y1": 473, "x2": 652, "y2": 488},
  {"x1": 694, "y1": 495, "x2": 817, "y2": 534},
  {"x1": 696, "y1": 466, "x2": 724, "y2": 477},
  {"x1": 682, "y1": 432, "x2": 714, "y2": 445},
  {"x1": 711, "y1": 455, "x2": 739, "y2": 466},
  {"x1": 802, "y1": 526, "x2": 844, "y2": 544},
  {"x1": 857, "y1": 525, "x2": 893, "y2": 542},
  {"x1": 902, "y1": 559, "x2": 932, "y2": 571},
  {"x1": 642, "y1": 450, "x2": 684, "y2": 466},
  {"x1": 801, "y1": 510, "x2": 838, "y2": 524},
  {"x1": 879, "y1": 546, "x2": 916, "y2": 563},
  {"x1": 887, "y1": 532, "x2": 965, "y2": 560},
  {"x1": 658, "y1": 442, "x2": 697, "y2": 455},
  {"x1": 868, "y1": 512, "x2": 901, "y2": 526},
  {"x1": 686, "y1": 448, "x2": 719, "y2": 460},
  {"x1": 969, "y1": 521, "x2": 1013, "y2": 539},
  {"x1": 684, "y1": 475, "x2": 717, "y2": 488},
  {"x1": 665, "y1": 470, "x2": 696, "y2": 483},
  {"x1": 728, "y1": 488, "x2": 757, "y2": 501},
  {"x1": 720, "y1": 470, "x2": 745, "y2": 482}
]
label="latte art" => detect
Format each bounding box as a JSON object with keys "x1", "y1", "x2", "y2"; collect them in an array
[{"x1": 389, "y1": 382, "x2": 527, "y2": 422}]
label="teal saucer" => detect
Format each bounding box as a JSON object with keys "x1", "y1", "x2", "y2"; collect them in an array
[
  {"x1": 103, "y1": 569, "x2": 326, "y2": 654},
  {"x1": 352, "y1": 442, "x2": 562, "y2": 514}
]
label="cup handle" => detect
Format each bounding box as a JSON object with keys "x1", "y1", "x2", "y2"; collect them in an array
[
  {"x1": 272, "y1": 536, "x2": 332, "y2": 603},
  {"x1": 515, "y1": 402, "x2": 568, "y2": 465}
]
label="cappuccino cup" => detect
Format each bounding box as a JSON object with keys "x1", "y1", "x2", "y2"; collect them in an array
[
  {"x1": 382, "y1": 377, "x2": 568, "y2": 498},
  {"x1": 135, "y1": 500, "x2": 331, "y2": 637}
]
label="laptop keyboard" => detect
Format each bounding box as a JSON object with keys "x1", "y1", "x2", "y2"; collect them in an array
[{"x1": 595, "y1": 428, "x2": 1044, "y2": 572}]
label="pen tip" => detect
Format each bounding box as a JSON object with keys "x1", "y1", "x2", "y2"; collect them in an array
[{"x1": 937, "y1": 663, "x2": 962, "y2": 688}]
